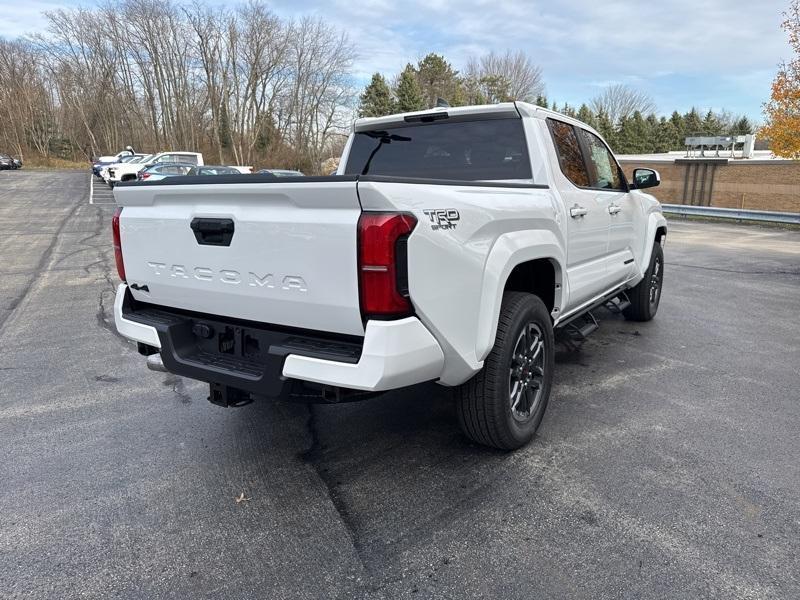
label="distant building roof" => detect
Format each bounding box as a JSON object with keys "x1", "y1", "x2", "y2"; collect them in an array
[{"x1": 616, "y1": 150, "x2": 791, "y2": 163}]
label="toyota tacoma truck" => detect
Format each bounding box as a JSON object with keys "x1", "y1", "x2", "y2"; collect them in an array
[{"x1": 112, "y1": 102, "x2": 667, "y2": 450}]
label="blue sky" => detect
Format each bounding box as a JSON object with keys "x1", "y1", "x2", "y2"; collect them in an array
[{"x1": 2, "y1": 0, "x2": 790, "y2": 122}]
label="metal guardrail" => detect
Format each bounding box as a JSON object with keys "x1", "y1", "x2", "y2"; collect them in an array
[{"x1": 662, "y1": 204, "x2": 800, "y2": 225}]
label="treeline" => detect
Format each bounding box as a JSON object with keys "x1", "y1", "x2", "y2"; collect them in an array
[
  {"x1": 545, "y1": 102, "x2": 755, "y2": 155},
  {"x1": 358, "y1": 52, "x2": 545, "y2": 115},
  {"x1": 359, "y1": 58, "x2": 755, "y2": 155},
  {"x1": 0, "y1": 5, "x2": 760, "y2": 168},
  {"x1": 0, "y1": 0, "x2": 355, "y2": 171}
]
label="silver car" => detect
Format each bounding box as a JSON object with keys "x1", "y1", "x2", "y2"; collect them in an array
[{"x1": 136, "y1": 163, "x2": 193, "y2": 181}]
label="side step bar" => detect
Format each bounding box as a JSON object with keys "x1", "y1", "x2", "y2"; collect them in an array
[
  {"x1": 556, "y1": 311, "x2": 599, "y2": 351},
  {"x1": 604, "y1": 291, "x2": 631, "y2": 315},
  {"x1": 555, "y1": 290, "x2": 632, "y2": 350}
]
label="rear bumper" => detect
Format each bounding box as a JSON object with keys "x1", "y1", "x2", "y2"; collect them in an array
[
  {"x1": 282, "y1": 318, "x2": 444, "y2": 391},
  {"x1": 113, "y1": 284, "x2": 444, "y2": 393}
]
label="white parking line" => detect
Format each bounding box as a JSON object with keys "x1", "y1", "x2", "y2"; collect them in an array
[{"x1": 89, "y1": 172, "x2": 117, "y2": 205}]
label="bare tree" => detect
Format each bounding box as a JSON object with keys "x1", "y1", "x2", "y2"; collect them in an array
[
  {"x1": 0, "y1": 2, "x2": 351, "y2": 172},
  {"x1": 464, "y1": 50, "x2": 544, "y2": 103},
  {"x1": 590, "y1": 84, "x2": 656, "y2": 125}
]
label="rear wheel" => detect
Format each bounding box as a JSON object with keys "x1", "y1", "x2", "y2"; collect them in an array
[
  {"x1": 623, "y1": 241, "x2": 663, "y2": 322},
  {"x1": 455, "y1": 292, "x2": 554, "y2": 450}
]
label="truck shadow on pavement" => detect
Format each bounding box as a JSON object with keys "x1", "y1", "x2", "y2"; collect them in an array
[{"x1": 224, "y1": 331, "x2": 608, "y2": 578}]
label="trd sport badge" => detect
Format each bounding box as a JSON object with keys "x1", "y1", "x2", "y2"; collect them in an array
[{"x1": 422, "y1": 209, "x2": 460, "y2": 231}]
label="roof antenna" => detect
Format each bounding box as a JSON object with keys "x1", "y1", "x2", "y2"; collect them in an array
[{"x1": 435, "y1": 97, "x2": 450, "y2": 108}]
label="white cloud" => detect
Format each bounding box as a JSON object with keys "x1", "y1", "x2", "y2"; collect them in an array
[
  {"x1": 0, "y1": 1, "x2": 64, "y2": 38},
  {"x1": 2, "y1": 0, "x2": 789, "y2": 117}
]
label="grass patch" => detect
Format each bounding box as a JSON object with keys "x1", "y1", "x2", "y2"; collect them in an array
[{"x1": 22, "y1": 157, "x2": 88, "y2": 170}]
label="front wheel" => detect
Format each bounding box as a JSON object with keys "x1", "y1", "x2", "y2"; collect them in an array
[
  {"x1": 455, "y1": 292, "x2": 554, "y2": 450},
  {"x1": 623, "y1": 241, "x2": 664, "y2": 322}
]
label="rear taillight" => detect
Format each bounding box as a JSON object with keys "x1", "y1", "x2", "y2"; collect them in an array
[
  {"x1": 357, "y1": 212, "x2": 417, "y2": 319},
  {"x1": 140, "y1": 172, "x2": 150, "y2": 180},
  {"x1": 112, "y1": 207, "x2": 126, "y2": 282}
]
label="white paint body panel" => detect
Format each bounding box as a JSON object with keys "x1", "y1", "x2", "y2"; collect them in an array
[
  {"x1": 114, "y1": 180, "x2": 365, "y2": 336},
  {"x1": 283, "y1": 317, "x2": 444, "y2": 391},
  {"x1": 113, "y1": 284, "x2": 160, "y2": 347},
  {"x1": 113, "y1": 101, "x2": 666, "y2": 391}
]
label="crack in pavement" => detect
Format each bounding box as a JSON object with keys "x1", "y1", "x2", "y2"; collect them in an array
[
  {"x1": 299, "y1": 404, "x2": 370, "y2": 577},
  {"x1": 0, "y1": 189, "x2": 85, "y2": 337}
]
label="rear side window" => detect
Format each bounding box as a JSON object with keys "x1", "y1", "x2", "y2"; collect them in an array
[
  {"x1": 344, "y1": 118, "x2": 532, "y2": 181},
  {"x1": 547, "y1": 119, "x2": 590, "y2": 187},
  {"x1": 176, "y1": 154, "x2": 199, "y2": 165},
  {"x1": 579, "y1": 130, "x2": 624, "y2": 190}
]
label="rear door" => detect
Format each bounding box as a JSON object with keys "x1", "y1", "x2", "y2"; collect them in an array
[
  {"x1": 546, "y1": 118, "x2": 611, "y2": 308},
  {"x1": 113, "y1": 178, "x2": 365, "y2": 336}
]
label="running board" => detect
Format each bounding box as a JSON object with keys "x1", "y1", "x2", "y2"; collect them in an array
[
  {"x1": 604, "y1": 291, "x2": 631, "y2": 315},
  {"x1": 556, "y1": 311, "x2": 598, "y2": 351}
]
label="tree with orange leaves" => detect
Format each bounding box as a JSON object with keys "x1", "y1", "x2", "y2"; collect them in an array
[{"x1": 761, "y1": 1, "x2": 800, "y2": 158}]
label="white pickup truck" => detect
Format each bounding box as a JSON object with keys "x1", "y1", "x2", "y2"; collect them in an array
[
  {"x1": 107, "y1": 151, "x2": 204, "y2": 186},
  {"x1": 113, "y1": 102, "x2": 666, "y2": 450}
]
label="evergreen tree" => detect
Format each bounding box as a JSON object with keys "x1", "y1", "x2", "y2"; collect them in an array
[
  {"x1": 645, "y1": 113, "x2": 659, "y2": 152},
  {"x1": 415, "y1": 53, "x2": 463, "y2": 108},
  {"x1": 654, "y1": 116, "x2": 678, "y2": 153},
  {"x1": 683, "y1": 108, "x2": 703, "y2": 137},
  {"x1": 595, "y1": 110, "x2": 616, "y2": 149},
  {"x1": 534, "y1": 95, "x2": 549, "y2": 108},
  {"x1": 358, "y1": 73, "x2": 395, "y2": 117},
  {"x1": 576, "y1": 104, "x2": 597, "y2": 129},
  {"x1": 615, "y1": 111, "x2": 649, "y2": 154},
  {"x1": 394, "y1": 64, "x2": 425, "y2": 113},
  {"x1": 561, "y1": 103, "x2": 576, "y2": 118},
  {"x1": 730, "y1": 116, "x2": 754, "y2": 136},
  {"x1": 482, "y1": 75, "x2": 512, "y2": 103},
  {"x1": 702, "y1": 109, "x2": 724, "y2": 135},
  {"x1": 669, "y1": 111, "x2": 686, "y2": 148}
]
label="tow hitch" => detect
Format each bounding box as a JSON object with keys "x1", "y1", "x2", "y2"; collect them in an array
[{"x1": 208, "y1": 383, "x2": 254, "y2": 408}]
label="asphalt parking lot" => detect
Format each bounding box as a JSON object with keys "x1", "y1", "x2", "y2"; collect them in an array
[{"x1": 1, "y1": 169, "x2": 798, "y2": 599}]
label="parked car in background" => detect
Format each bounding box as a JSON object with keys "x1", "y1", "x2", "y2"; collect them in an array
[
  {"x1": 106, "y1": 154, "x2": 155, "y2": 185},
  {"x1": 256, "y1": 168, "x2": 304, "y2": 177},
  {"x1": 137, "y1": 163, "x2": 194, "y2": 181},
  {"x1": 12, "y1": 157, "x2": 22, "y2": 169},
  {"x1": 99, "y1": 154, "x2": 149, "y2": 182},
  {"x1": 185, "y1": 165, "x2": 243, "y2": 176},
  {"x1": 108, "y1": 152, "x2": 204, "y2": 186},
  {"x1": 0, "y1": 154, "x2": 20, "y2": 170},
  {"x1": 92, "y1": 147, "x2": 136, "y2": 176}
]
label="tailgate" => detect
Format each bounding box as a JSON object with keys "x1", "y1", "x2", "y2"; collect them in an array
[{"x1": 113, "y1": 178, "x2": 364, "y2": 336}]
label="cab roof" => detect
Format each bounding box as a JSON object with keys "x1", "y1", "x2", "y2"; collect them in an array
[{"x1": 353, "y1": 101, "x2": 603, "y2": 139}]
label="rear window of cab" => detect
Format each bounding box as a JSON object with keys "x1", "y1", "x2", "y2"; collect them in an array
[{"x1": 344, "y1": 118, "x2": 532, "y2": 181}]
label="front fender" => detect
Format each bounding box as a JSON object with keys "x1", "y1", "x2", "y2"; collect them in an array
[
  {"x1": 475, "y1": 230, "x2": 565, "y2": 361},
  {"x1": 630, "y1": 210, "x2": 667, "y2": 286}
]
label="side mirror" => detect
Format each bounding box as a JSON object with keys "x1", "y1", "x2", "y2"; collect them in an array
[{"x1": 632, "y1": 168, "x2": 660, "y2": 190}]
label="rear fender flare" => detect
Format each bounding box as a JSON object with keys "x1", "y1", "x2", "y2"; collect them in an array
[{"x1": 475, "y1": 230, "x2": 565, "y2": 361}]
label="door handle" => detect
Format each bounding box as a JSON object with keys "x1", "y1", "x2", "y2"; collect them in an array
[
  {"x1": 608, "y1": 204, "x2": 622, "y2": 215},
  {"x1": 570, "y1": 205, "x2": 588, "y2": 218}
]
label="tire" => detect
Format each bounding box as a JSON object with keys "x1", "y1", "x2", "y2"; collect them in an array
[
  {"x1": 455, "y1": 292, "x2": 555, "y2": 450},
  {"x1": 623, "y1": 241, "x2": 663, "y2": 322}
]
